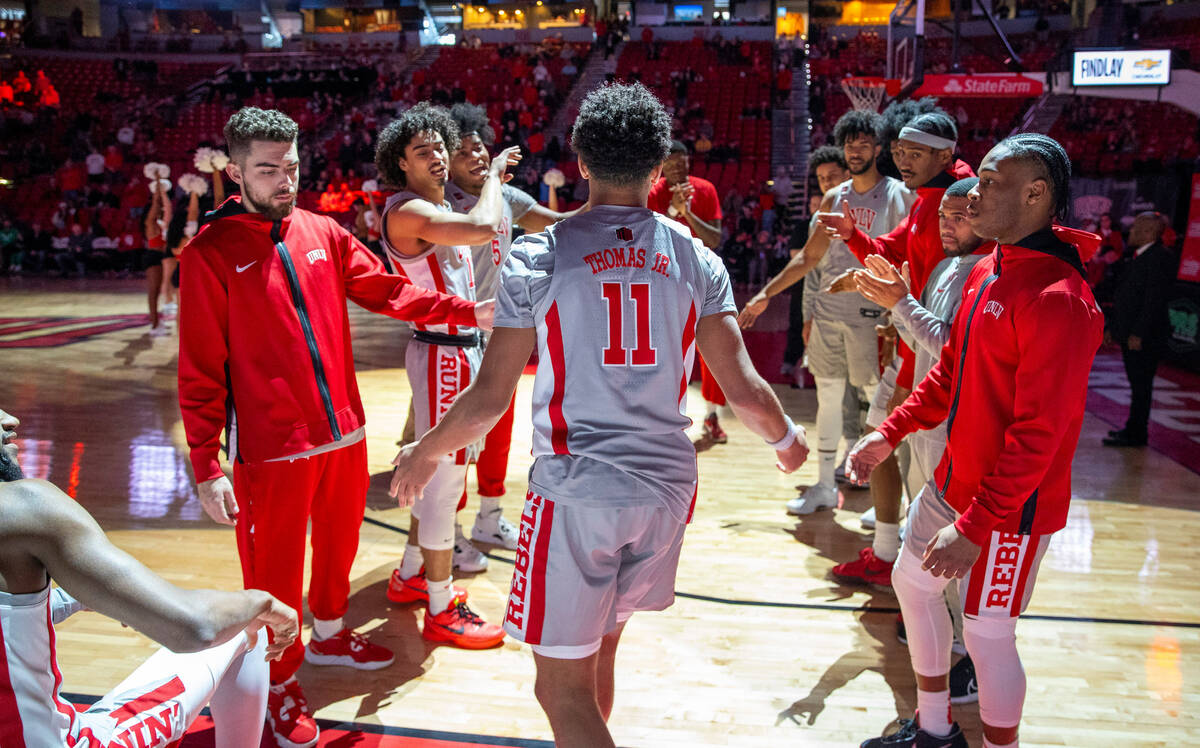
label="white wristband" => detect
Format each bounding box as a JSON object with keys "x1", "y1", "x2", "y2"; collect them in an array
[{"x1": 765, "y1": 416, "x2": 798, "y2": 451}]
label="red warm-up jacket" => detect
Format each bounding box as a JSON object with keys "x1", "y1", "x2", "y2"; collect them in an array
[
  {"x1": 178, "y1": 198, "x2": 479, "y2": 482},
  {"x1": 846, "y1": 160, "x2": 976, "y2": 388},
  {"x1": 875, "y1": 226, "x2": 1103, "y2": 545}
]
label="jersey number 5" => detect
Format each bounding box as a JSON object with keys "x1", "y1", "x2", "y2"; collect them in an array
[{"x1": 601, "y1": 281, "x2": 657, "y2": 366}]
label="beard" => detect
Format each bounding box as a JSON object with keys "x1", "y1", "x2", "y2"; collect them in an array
[
  {"x1": 0, "y1": 447, "x2": 24, "y2": 483},
  {"x1": 245, "y1": 186, "x2": 296, "y2": 221},
  {"x1": 847, "y1": 159, "x2": 873, "y2": 176}
]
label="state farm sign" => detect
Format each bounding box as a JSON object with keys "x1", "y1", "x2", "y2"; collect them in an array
[{"x1": 913, "y1": 74, "x2": 1044, "y2": 98}]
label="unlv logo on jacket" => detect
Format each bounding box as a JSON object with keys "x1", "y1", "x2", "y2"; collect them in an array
[
  {"x1": 306, "y1": 248, "x2": 328, "y2": 265},
  {"x1": 616, "y1": 227, "x2": 634, "y2": 242},
  {"x1": 983, "y1": 300, "x2": 1005, "y2": 319}
]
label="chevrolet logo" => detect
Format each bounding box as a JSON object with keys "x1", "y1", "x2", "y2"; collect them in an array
[{"x1": 1134, "y1": 58, "x2": 1162, "y2": 71}]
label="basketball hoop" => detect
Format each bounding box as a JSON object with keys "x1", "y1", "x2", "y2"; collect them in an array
[{"x1": 841, "y1": 77, "x2": 894, "y2": 113}]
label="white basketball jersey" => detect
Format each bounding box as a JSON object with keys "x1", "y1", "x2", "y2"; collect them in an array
[
  {"x1": 0, "y1": 586, "x2": 78, "y2": 746},
  {"x1": 380, "y1": 190, "x2": 477, "y2": 335},
  {"x1": 494, "y1": 205, "x2": 735, "y2": 522},
  {"x1": 446, "y1": 182, "x2": 535, "y2": 303}
]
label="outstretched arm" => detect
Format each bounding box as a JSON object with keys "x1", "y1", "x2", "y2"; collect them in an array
[
  {"x1": 696, "y1": 312, "x2": 809, "y2": 471},
  {"x1": 0, "y1": 480, "x2": 297, "y2": 658},
  {"x1": 390, "y1": 326, "x2": 535, "y2": 504}
]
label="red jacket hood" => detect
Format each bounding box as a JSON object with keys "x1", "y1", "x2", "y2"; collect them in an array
[
  {"x1": 915, "y1": 160, "x2": 977, "y2": 197},
  {"x1": 1051, "y1": 225, "x2": 1102, "y2": 264},
  {"x1": 198, "y1": 195, "x2": 296, "y2": 237}
]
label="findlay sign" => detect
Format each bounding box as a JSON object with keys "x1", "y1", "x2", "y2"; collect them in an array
[
  {"x1": 1072, "y1": 49, "x2": 1172, "y2": 87},
  {"x1": 912, "y1": 74, "x2": 1044, "y2": 98}
]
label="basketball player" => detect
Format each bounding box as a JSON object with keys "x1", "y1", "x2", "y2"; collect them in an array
[
  {"x1": 178, "y1": 107, "x2": 492, "y2": 748},
  {"x1": 375, "y1": 102, "x2": 518, "y2": 649},
  {"x1": 852, "y1": 177, "x2": 991, "y2": 704},
  {"x1": 445, "y1": 102, "x2": 579, "y2": 559},
  {"x1": 817, "y1": 111, "x2": 974, "y2": 586},
  {"x1": 740, "y1": 110, "x2": 912, "y2": 515},
  {"x1": 390, "y1": 82, "x2": 809, "y2": 748},
  {"x1": 848, "y1": 135, "x2": 1103, "y2": 748},
  {"x1": 0, "y1": 407, "x2": 298, "y2": 747},
  {"x1": 648, "y1": 140, "x2": 728, "y2": 443}
]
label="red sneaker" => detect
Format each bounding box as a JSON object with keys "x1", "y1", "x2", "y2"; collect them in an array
[
  {"x1": 703, "y1": 413, "x2": 728, "y2": 444},
  {"x1": 423, "y1": 596, "x2": 505, "y2": 649},
  {"x1": 304, "y1": 628, "x2": 394, "y2": 670},
  {"x1": 267, "y1": 679, "x2": 319, "y2": 748},
  {"x1": 831, "y1": 547, "x2": 894, "y2": 586},
  {"x1": 386, "y1": 568, "x2": 468, "y2": 604}
]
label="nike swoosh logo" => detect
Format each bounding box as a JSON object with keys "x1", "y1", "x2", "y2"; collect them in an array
[{"x1": 236, "y1": 261, "x2": 257, "y2": 273}]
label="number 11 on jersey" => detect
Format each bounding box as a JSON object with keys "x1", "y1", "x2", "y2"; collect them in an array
[{"x1": 601, "y1": 281, "x2": 657, "y2": 367}]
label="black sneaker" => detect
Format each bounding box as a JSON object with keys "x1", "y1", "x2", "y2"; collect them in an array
[
  {"x1": 949, "y1": 656, "x2": 978, "y2": 704},
  {"x1": 860, "y1": 718, "x2": 968, "y2": 748},
  {"x1": 896, "y1": 613, "x2": 907, "y2": 645}
]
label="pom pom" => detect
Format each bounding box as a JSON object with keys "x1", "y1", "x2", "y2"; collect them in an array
[
  {"x1": 542, "y1": 168, "x2": 565, "y2": 187},
  {"x1": 179, "y1": 173, "x2": 209, "y2": 196},
  {"x1": 362, "y1": 179, "x2": 378, "y2": 193},
  {"x1": 148, "y1": 177, "x2": 172, "y2": 194},
  {"x1": 193, "y1": 147, "x2": 216, "y2": 173},
  {"x1": 142, "y1": 162, "x2": 159, "y2": 179},
  {"x1": 210, "y1": 152, "x2": 230, "y2": 171}
]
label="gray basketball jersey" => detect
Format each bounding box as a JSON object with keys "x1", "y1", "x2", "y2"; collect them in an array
[
  {"x1": 495, "y1": 204, "x2": 735, "y2": 522},
  {"x1": 812, "y1": 176, "x2": 913, "y2": 326},
  {"x1": 446, "y1": 181, "x2": 536, "y2": 302}
]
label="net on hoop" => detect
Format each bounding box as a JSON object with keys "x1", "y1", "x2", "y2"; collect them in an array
[{"x1": 841, "y1": 77, "x2": 888, "y2": 112}]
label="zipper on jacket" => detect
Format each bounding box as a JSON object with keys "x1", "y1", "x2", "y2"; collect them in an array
[
  {"x1": 940, "y1": 250, "x2": 1002, "y2": 496},
  {"x1": 272, "y1": 221, "x2": 343, "y2": 442},
  {"x1": 1019, "y1": 489, "x2": 1038, "y2": 534}
]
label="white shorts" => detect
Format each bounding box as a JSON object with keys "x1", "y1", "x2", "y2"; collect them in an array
[
  {"x1": 866, "y1": 358, "x2": 900, "y2": 429},
  {"x1": 503, "y1": 491, "x2": 687, "y2": 658},
  {"x1": 406, "y1": 340, "x2": 483, "y2": 464},
  {"x1": 806, "y1": 318, "x2": 880, "y2": 388},
  {"x1": 904, "y1": 481, "x2": 1050, "y2": 620}
]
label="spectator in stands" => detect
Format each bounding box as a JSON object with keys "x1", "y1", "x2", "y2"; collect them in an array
[
  {"x1": 56, "y1": 223, "x2": 93, "y2": 277},
  {"x1": 22, "y1": 222, "x2": 52, "y2": 274},
  {"x1": 0, "y1": 79, "x2": 12, "y2": 105},
  {"x1": 1103, "y1": 212, "x2": 1180, "y2": 448},
  {"x1": 0, "y1": 219, "x2": 21, "y2": 273}
]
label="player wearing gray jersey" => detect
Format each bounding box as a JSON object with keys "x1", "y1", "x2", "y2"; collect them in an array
[
  {"x1": 375, "y1": 102, "x2": 521, "y2": 650},
  {"x1": 741, "y1": 110, "x2": 913, "y2": 516},
  {"x1": 445, "y1": 103, "x2": 580, "y2": 557},
  {"x1": 390, "y1": 83, "x2": 808, "y2": 748}
]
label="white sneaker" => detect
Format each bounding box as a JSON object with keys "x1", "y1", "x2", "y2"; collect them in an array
[
  {"x1": 860, "y1": 506, "x2": 876, "y2": 529},
  {"x1": 786, "y1": 483, "x2": 838, "y2": 515},
  {"x1": 471, "y1": 508, "x2": 519, "y2": 550},
  {"x1": 453, "y1": 527, "x2": 489, "y2": 572}
]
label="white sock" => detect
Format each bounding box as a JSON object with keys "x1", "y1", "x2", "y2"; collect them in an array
[
  {"x1": 311, "y1": 617, "x2": 342, "y2": 640},
  {"x1": 983, "y1": 739, "x2": 1016, "y2": 748},
  {"x1": 479, "y1": 496, "x2": 501, "y2": 516},
  {"x1": 399, "y1": 543, "x2": 423, "y2": 579},
  {"x1": 873, "y1": 522, "x2": 900, "y2": 562},
  {"x1": 818, "y1": 449, "x2": 837, "y2": 487},
  {"x1": 454, "y1": 522, "x2": 466, "y2": 541},
  {"x1": 427, "y1": 576, "x2": 454, "y2": 614},
  {"x1": 706, "y1": 401, "x2": 718, "y2": 417},
  {"x1": 917, "y1": 688, "x2": 952, "y2": 737}
]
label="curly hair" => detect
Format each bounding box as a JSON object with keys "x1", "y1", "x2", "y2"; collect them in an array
[
  {"x1": 571, "y1": 83, "x2": 672, "y2": 187},
  {"x1": 449, "y1": 102, "x2": 496, "y2": 147},
  {"x1": 809, "y1": 145, "x2": 847, "y2": 175},
  {"x1": 223, "y1": 107, "x2": 298, "y2": 163},
  {"x1": 833, "y1": 110, "x2": 882, "y2": 147},
  {"x1": 374, "y1": 102, "x2": 460, "y2": 189}
]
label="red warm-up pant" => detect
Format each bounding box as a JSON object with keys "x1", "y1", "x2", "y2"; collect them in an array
[
  {"x1": 476, "y1": 392, "x2": 517, "y2": 498},
  {"x1": 233, "y1": 439, "x2": 368, "y2": 683},
  {"x1": 698, "y1": 354, "x2": 726, "y2": 406}
]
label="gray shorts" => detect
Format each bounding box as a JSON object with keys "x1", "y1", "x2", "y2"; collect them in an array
[
  {"x1": 866, "y1": 358, "x2": 900, "y2": 428},
  {"x1": 806, "y1": 318, "x2": 880, "y2": 388},
  {"x1": 503, "y1": 490, "x2": 687, "y2": 658},
  {"x1": 904, "y1": 481, "x2": 1050, "y2": 619}
]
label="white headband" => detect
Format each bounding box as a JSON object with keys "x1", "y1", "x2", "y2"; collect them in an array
[{"x1": 898, "y1": 126, "x2": 956, "y2": 151}]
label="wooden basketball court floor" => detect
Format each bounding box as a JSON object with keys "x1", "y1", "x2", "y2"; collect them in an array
[{"x1": 3, "y1": 277, "x2": 1198, "y2": 747}]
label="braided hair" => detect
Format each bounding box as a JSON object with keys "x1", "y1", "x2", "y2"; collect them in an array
[{"x1": 996, "y1": 133, "x2": 1071, "y2": 221}]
